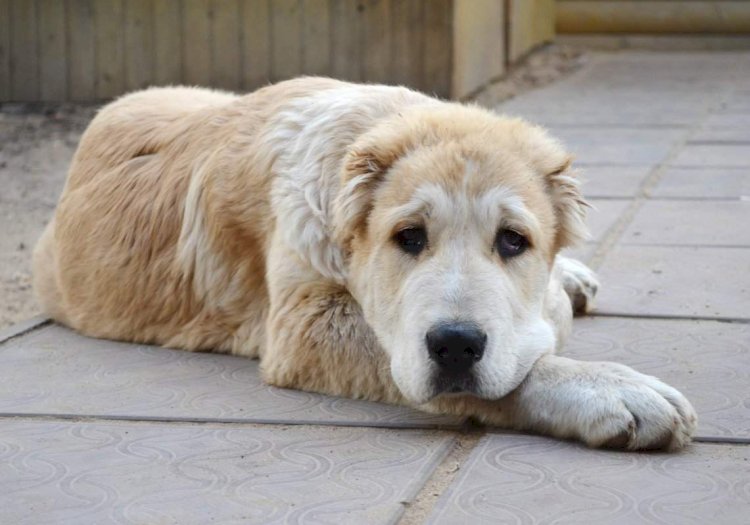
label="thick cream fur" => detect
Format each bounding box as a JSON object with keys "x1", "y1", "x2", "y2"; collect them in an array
[{"x1": 34, "y1": 78, "x2": 696, "y2": 450}]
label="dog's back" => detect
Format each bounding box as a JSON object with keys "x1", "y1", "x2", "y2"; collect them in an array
[{"x1": 33, "y1": 78, "x2": 429, "y2": 354}]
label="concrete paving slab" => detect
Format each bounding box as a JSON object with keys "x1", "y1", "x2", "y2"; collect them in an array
[
  {"x1": 503, "y1": 103, "x2": 703, "y2": 127},
  {"x1": 562, "y1": 243, "x2": 598, "y2": 264},
  {"x1": 549, "y1": 127, "x2": 685, "y2": 166},
  {"x1": 586, "y1": 199, "x2": 631, "y2": 243},
  {"x1": 577, "y1": 54, "x2": 750, "y2": 95},
  {"x1": 672, "y1": 144, "x2": 750, "y2": 168},
  {"x1": 0, "y1": 315, "x2": 48, "y2": 344},
  {"x1": 690, "y1": 128, "x2": 750, "y2": 143},
  {"x1": 718, "y1": 97, "x2": 750, "y2": 112},
  {"x1": 595, "y1": 245, "x2": 750, "y2": 320},
  {"x1": 428, "y1": 434, "x2": 750, "y2": 525},
  {"x1": 581, "y1": 165, "x2": 651, "y2": 198},
  {"x1": 0, "y1": 419, "x2": 453, "y2": 525},
  {"x1": 565, "y1": 317, "x2": 750, "y2": 440},
  {"x1": 651, "y1": 167, "x2": 750, "y2": 199},
  {"x1": 0, "y1": 324, "x2": 463, "y2": 428},
  {"x1": 700, "y1": 112, "x2": 750, "y2": 129},
  {"x1": 621, "y1": 200, "x2": 750, "y2": 246},
  {"x1": 501, "y1": 91, "x2": 714, "y2": 128}
]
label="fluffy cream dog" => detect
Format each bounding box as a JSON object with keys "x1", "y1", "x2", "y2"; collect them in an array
[{"x1": 33, "y1": 78, "x2": 696, "y2": 450}]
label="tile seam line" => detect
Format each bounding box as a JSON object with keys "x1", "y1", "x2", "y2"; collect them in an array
[
  {"x1": 0, "y1": 316, "x2": 51, "y2": 345},
  {"x1": 617, "y1": 243, "x2": 750, "y2": 250},
  {"x1": 396, "y1": 431, "x2": 485, "y2": 525},
  {"x1": 693, "y1": 436, "x2": 750, "y2": 445},
  {"x1": 587, "y1": 196, "x2": 750, "y2": 202},
  {"x1": 590, "y1": 312, "x2": 750, "y2": 324},
  {"x1": 587, "y1": 92, "x2": 733, "y2": 271},
  {"x1": 0, "y1": 412, "x2": 469, "y2": 431},
  {"x1": 3, "y1": 412, "x2": 746, "y2": 445}
]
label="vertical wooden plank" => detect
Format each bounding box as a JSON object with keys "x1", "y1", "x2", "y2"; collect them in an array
[
  {"x1": 390, "y1": 0, "x2": 423, "y2": 89},
  {"x1": 154, "y1": 0, "x2": 182, "y2": 85},
  {"x1": 330, "y1": 0, "x2": 360, "y2": 81},
  {"x1": 452, "y1": 0, "x2": 504, "y2": 99},
  {"x1": 182, "y1": 0, "x2": 211, "y2": 86},
  {"x1": 270, "y1": 0, "x2": 302, "y2": 82},
  {"x1": 10, "y1": 0, "x2": 38, "y2": 101},
  {"x1": 94, "y1": 0, "x2": 125, "y2": 99},
  {"x1": 211, "y1": 0, "x2": 240, "y2": 89},
  {"x1": 67, "y1": 0, "x2": 96, "y2": 101},
  {"x1": 0, "y1": 0, "x2": 8, "y2": 100},
  {"x1": 124, "y1": 0, "x2": 154, "y2": 91},
  {"x1": 301, "y1": 0, "x2": 330, "y2": 76},
  {"x1": 38, "y1": 0, "x2": 67, "y2": 101},
  {"x1": 360, "y1": 0, "x2": 390, "y2": 84},
  {"x1": 508, "y1": 0, "x2": 554, "y2": 63},
  {"x1": 422, "y1": 0, "x2": 451, "y2": 98},
  {"x1": 240, "y1": 0, "x2": 270, "y2": 90}
]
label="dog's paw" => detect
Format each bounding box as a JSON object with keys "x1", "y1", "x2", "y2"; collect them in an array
[
  {"x1": 556, "y1": 256, "x2": 599, "y2": 314},
  {"x1": 576, "y1": 362, "x2": 697, "y2": 451}
]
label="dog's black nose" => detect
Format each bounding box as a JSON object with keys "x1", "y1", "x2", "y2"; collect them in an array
[{"x1": 426, "y1": 323, "x2": 487, "y2": 373}]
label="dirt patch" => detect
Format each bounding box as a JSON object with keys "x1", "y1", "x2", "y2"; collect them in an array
[
  {"x1": 470, "y1": 44, "x2": 587, "y2": 108},
  {"x1": 0, "y1": 104, "x2": 96, "y2": 329}
]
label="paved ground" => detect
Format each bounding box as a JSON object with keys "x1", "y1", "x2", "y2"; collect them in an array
[{"x1": 1, "y1": 51, "x2": 749, "y2": 524}]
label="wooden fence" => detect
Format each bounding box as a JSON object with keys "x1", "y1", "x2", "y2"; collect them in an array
[{"x1": 0, "y1": 0, "x2": 553, "y2": 102}]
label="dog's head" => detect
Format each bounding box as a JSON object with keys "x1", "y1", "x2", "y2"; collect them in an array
[{"x1": 333, "y1": 105, "x2": 587, "y2": 404}]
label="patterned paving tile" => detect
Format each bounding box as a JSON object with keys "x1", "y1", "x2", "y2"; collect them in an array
[
  {"x1": 672, "y1": 144, "x2": 750, "y2": 168},
  {"x1": 699, "y1": 111, "x2": 750, "y2": 129},
  {"x1": 549, "y1": 126, "x2": 686, "y2": 166},
  {"x1": 690, "y1": 128, "x2": 750, "y2": 143},
  {"x1": 561, "y1": 243, "x2": 598, "y2": 264},
  {"x1": 586, "y1": 199, "x2": 630, "y2": 243},
  {"x1": 428, "y1": 434, "x2": 750, "y2": 525},
  {"x1": 0, "y1": 419, "x2": 453, "y2": 525},
  {"x1": 565, "y1": 317, "x2": 750, "y2": 440},
  {"x1": 595, "y1": 245, "x2": 750, "y2": 320},
  {"x1": 621, "y1": 200, "x2": 750, "y2": 246},
  {"x1": 651, "y1": 167, "x2": 750, "y2": 199},
  {"x1": 0, "y1": 315, "x2": 48, "y2": 344},
  {"x1": 0, "y1": 324, "x2": 463, "y2": 428},
  {"x1": 581, "y1": 165, "x2": 651, "y2": 198}
]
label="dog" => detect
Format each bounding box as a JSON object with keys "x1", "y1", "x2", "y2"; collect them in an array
[{"x1": 33, "y1": 78, "x2": 696, "y2": 450}]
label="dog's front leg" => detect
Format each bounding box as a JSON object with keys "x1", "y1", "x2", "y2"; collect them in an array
[{"x1": 430, "y1": 354, "x2": 697, "y2": 450}]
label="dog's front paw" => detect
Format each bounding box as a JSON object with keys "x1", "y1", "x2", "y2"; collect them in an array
[
  {"x1": 576, "y1": 363, "x2": 697, "y2": 451},
  {"x1": 556, "y1": 256, "x2": 599, "y2": 314}
]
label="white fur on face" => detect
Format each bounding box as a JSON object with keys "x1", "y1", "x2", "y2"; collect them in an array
[{"x1": 353, "y1": 172, "x2": 556, "y2": 404}]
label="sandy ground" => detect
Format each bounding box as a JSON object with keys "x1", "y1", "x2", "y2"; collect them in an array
[
  {"x1": 0, "y1": 45, "x2": 584, "y2": 330},
  {"x1": 0, "y1": 105, "x2": 96, "y2": 329}
]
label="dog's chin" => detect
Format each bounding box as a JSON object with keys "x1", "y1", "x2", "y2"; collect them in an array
[{"x1": 431, "y1": 373, "x2": 480, "y2": 398}]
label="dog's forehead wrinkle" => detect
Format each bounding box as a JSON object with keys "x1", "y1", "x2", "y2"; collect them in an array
[{"x1": 407, "y1": 179, "x2": 538, "y2": 239}]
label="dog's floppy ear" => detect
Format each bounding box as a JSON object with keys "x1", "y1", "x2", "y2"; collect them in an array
[
  {"x1": 333, "y1": 140, "x2": 403, "y2": 250},
  {"x1": 546, "y1": 156, "x2": 589, "y2": 250}
]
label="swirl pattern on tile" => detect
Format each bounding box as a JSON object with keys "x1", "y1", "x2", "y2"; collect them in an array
[
  {"x1": 0, "y1": 325, "x2": 463, "y2": 428},
  {"x1": 0, "y1": 420, "x2": 453, "y2": 525},
  {"x1": 429, "y1": 434, "x2": 750, "y2": 524}
]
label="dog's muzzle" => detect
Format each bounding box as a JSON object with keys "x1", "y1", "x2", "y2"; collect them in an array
[{"x1": 426, "y1": 322, "x2": 486, "y2": 395}]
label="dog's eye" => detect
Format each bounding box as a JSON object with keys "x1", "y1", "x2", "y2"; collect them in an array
[
  {"x1": 395, "y1": 227, "x2": 427, "y2": 255},
  {"x1": 496, "y1": 229, "x2": 528, "y2": 258}
]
